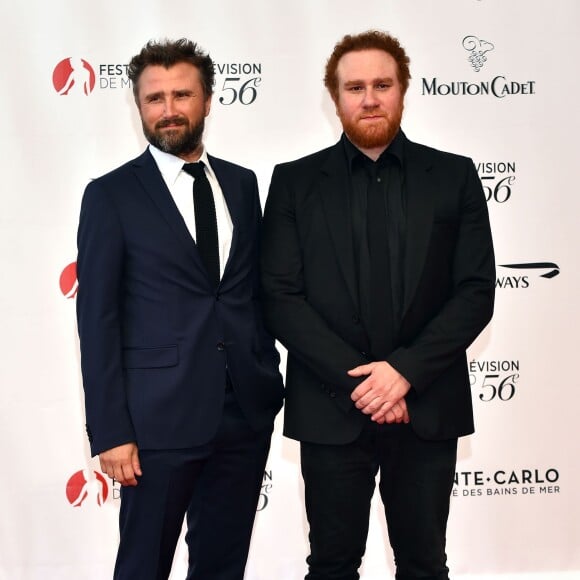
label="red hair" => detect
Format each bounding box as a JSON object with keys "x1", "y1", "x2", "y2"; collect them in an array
[{"x1": 324, "y1": 30, "x2": 411, "y2": 101}]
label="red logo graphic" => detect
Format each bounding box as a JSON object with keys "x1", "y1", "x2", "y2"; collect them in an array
[
  {"x1": 66, "y1": 469, "x2": 109, "y2": 507},
  {"x1": 53, "y1": 57, "x2": 96, "y2": 95},
  {"x1": 60, "y1": 262, "x2": 78, "y2": 298}
]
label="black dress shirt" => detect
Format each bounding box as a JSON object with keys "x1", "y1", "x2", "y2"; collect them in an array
[{"x1": 342, "y1": 130, "x2": 406, "y2": 357}]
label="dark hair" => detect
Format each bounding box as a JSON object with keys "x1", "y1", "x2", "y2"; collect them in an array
[
  {"x1": 324, "y1": 30, "x2": 411, "y2": 101},
  {"x1": 128, "y1": 38, "x2": 215, "y2": 101}
]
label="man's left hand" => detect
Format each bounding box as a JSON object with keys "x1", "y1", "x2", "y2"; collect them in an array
[{"x1": 348, "y1": 361, "x2": 411, "y2": 423}]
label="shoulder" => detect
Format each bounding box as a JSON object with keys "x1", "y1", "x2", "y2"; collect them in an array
[
  {"x1": 87, "y1": 150, "x2": 151, "y2": 190},
  {"x1": 80, "y1": 151, "x2": 155, "y2": 217},
  {"x1": 405, "y1": 137, "x2": 474, "y2": 171},
  {"x1": 207, "y1": 155, "x2": 259, "y2": 195},
  {"x1": 273, "y1": 144, "x2": 338, "y2": 176},
  {"x1": 208, "y1": 154, "x2": 256, "y2": 179},
  {"x1": 269, "y1": 144, "x2": 341, "y2": 194}
]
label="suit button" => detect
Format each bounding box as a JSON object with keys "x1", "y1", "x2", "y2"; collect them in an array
[
  {"x1": 352, "y1": 315, "x2": 360, "y2": 324},
  {"x1": 215, "y1": 293, "x2": 221, "y2": 301},
  {"x1": 330, "y1": 392, "x2": 337, "y2": 398},
  {"x1": 217, "y1": 342, "x2": 225, "y2": 351}
]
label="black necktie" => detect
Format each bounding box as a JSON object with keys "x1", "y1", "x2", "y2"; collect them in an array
[{"x1": 182, "y1": 161, "x2": 220, "y2": 289}]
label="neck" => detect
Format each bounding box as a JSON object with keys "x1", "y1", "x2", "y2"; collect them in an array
[
  {"x1": 179, "y1": 144, "x2": 204, "y2": 163},
  {"x1": 356, "y1": 144, "x2": 389, "y2": 162}
]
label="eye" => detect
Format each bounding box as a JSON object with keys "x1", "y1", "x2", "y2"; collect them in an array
[
  {"x1": 376, "y1": 82, "x2": 391, "y2": 90},
  {"x1": 347, "y1": 85, "x2": 363, "y2": 92}
]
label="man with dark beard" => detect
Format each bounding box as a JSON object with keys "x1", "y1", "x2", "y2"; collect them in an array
[
  {"x1": 261, "y1": 31, "x2": 495, "y2": 579},
  {"x1": 76, "y1": 39, "x2": 283, "y2": 579}
]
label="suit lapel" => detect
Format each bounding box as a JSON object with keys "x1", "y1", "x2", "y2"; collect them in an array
[
  {"x1": 318, "y1": 137, "x2": 436, "y2": 319},
  {"x1": 402, "y1": 140, "x2": 435, "y2": 315},
  {"x1": 318, "y1": 143, "x2": 358, "y2": 308},
  {"x1": 131, "y1": 149, "x2": 209, "y2": 276}
]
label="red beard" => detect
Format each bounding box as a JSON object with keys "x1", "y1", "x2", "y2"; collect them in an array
[{"x1": 338, "y1": 104, "x2": 403, "y2": 150}]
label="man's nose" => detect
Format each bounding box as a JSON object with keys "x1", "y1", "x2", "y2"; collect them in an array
[
  {"x1": 162, "y1": 98, "x2": 176, "y2": 117},
  {"x1": 362, "y1": 89, "x2": 379, "y2": 107}
]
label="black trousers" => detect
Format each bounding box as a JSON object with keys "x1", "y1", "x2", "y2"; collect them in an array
[
  {"x1": 113, "y1": 388, "x2": 272, "y2": 580},
  {"x1": 300, "y1": 421, "x2": 457, "y2": 580}
]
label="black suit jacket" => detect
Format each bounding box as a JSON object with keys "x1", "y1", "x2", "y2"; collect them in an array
[
  {"x1": 77, "y1": 149, "x2": 283, "y2": 456},
  {"x1": 261, "y1": 133, "x2": 495, "y2": 444}
]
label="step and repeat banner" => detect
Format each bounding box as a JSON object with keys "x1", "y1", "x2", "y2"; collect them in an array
[{"x1": 1, "y1": 0, "x2": 579, "y2": 578}]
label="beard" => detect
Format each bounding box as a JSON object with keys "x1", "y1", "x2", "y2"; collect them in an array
[
  {"x1": 338, "y1": 104, "x2": 403, "y2": 150},
  {"x1": 142, "y1": 115, "x2": 205, "y2": 157}
]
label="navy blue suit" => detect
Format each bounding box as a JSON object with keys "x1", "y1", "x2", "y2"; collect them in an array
[{"x1": 77, "y1": 148, "x2": 283, "y2": 579}]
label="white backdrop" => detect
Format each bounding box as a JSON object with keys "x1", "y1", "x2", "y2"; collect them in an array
[{"x1": 1, "y1": 0, "x2": 579, "y2": 578}]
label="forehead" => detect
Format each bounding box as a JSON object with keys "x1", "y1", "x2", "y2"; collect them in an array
[
  {"x1": 336, "y1": 49, "x2": 399, "y2": 82},
  {"x1": 138, "y1": 62, "x2": 203, "y2": 94}
]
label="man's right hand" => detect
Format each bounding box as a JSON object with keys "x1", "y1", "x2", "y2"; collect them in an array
[{"x1": 99, "y1": 442, "x2": 142, "y2": 486}]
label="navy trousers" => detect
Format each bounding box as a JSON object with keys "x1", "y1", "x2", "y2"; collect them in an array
[{"x1": 113, "y1": 388, "x2": 272, "y2": 580}]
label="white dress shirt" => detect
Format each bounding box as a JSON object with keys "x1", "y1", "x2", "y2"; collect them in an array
[{"x1": 149, "y1": 144, "x2": 233, "y2": 279}]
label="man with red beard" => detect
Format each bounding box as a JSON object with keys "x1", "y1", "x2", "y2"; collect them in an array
[
  {"x1": 76, "y1": 39, "x2": 283, "y2": 579},
  {"x1": 261, "y1": 31, "x2": 495, "y2": 579}
]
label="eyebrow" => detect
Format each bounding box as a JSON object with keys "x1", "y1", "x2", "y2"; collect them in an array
[
  {"x1": 343, "y1": 77, "x2": 394, "y2": 86},
  {"x1": 143, "y1": 88, "x2": 195, "y2": 100}
]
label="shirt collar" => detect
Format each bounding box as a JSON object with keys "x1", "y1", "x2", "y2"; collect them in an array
[
  {"x1": 341, "y1": 129, "x2": 405, "y2": 170},
  {"x1": 149, "y1": 144, "x2": 216, "y2": 185}
]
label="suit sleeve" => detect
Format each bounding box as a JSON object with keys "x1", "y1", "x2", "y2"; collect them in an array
[
  {"x1": 248, "y1": 171, "x2": 281, "y2": 365},
  {"x1": 387, "y1": 159, "x2": 495, "y2": 393},
  {"x1": 76, "y1": 181, "x2": 136, "y2": 456},
  {"x1": 261, "y1": 165, "x2": 367, "y2": 410}
]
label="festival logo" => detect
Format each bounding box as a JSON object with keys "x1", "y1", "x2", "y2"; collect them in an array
[
  {"x1": 215, "y1": 62, "x2": 262, "y2": 106},
  {"x1": 66, "y1": 469, "x2": 109, "y2": 507},
  {"x1": 60, "y1": 262, "x2": 78, "y2": 299},
  {"x1": 469, "y1": 359, "x2": 520, "y2": 402},
  {"x1": 477, "y1": 161, "x2": 516, "y2": 204},
  {"x1": 257, "y1": 469, "x2": 273, "y2": 511},
  {"x1": 53, "y1": 58, "x2": 96, "y2": 95},
  {"x1": 463, "y1": 36, "x2": 495, "y2": 72},
  {"x1": 52, "y1": 55, "x2": 263, "y2": 105}
]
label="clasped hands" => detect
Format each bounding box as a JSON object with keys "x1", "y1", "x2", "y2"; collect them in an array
[{"x1": 348, "y1": 361, "x2": 411, "y2": 424}]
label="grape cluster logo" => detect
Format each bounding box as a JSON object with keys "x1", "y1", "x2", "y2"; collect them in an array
[
  {"x1": 53, "y1": 58, "x2": 96, "y2": 95},
  {"x1": 422, "y1": 36, "x2": 535, "y2": 99},
  {"x1": 66, "y1": 469, "x2": 109, "y2": 507},
  {"x1": 60, "y1": 262, "x2": 78, "y2": 299},
  {"x1": 462, "y1": 36, "x2": 495, "y2": 72}
]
